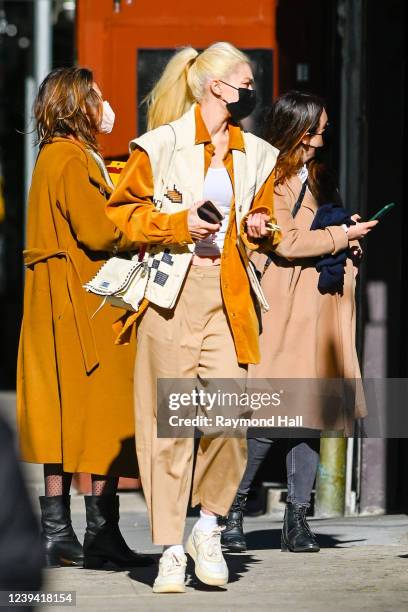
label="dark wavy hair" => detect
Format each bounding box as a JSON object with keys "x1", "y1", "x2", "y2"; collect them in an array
[
  {"x1": 34, "y1": 67, "x2": 102, "y2": 151},
  {"x1": 264, "y1": 90, "x2": 336, "y2": 204}
]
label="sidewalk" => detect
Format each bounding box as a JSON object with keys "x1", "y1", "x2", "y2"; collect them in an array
[
  {"x1": 1, "y1": 394, "x2": 408, "y2": 611},
  {"x1": 41, "y1": 497, "x2": 408, "y2": 612}
]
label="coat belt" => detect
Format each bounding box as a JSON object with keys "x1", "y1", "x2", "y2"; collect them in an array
[{"x1": 23, "y1": 248, "x2": 99, "y2": 374}]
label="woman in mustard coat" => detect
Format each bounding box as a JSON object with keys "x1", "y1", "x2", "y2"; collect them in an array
[{"x1": 17, "y1": 67, "x2": 152, "y2": 569}]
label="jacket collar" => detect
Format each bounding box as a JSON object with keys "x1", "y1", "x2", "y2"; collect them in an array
[
  {"x1": 49, "y1": 137, "x2": 112, "y2": 194},
  {"x1": 171, "y1": 104, "x2": 246, "y2": 153}
]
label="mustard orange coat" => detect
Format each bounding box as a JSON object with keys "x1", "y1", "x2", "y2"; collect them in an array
[
  {"x1": 17, "y1": 138, "x2": 138, "y2": 476},
  {"x1": 107, "y1": 106, "x2": 281, "y2": 364}
]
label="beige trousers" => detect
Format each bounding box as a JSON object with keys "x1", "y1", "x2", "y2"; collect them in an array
[{"x1": 134, "y1": 264, "x2": 248, "y2": 544}]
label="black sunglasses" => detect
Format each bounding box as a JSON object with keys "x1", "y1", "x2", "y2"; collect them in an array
[{"x1": 307, "y1": 122, "x2": 331, "y2": 136}]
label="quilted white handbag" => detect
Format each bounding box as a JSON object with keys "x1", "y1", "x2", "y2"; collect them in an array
[
  {"x1": 84, "y1": 127, "x2": 177, "y2": 314},
  {"x1": 84, "y1": 248, "x2": 149, "y2": 314}
]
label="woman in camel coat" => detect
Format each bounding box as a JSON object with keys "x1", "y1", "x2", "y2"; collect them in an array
[
  {"x1": 17, "y1": 67, "x2": 152, "y2": 570},
  {"x1": 221, "y1": 91, "x2": 377, "y2": 555}
]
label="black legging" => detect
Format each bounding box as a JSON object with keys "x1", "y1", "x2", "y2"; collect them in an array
[{"x1": 238, "y1": 437, "x2": 320, "y2": 506}]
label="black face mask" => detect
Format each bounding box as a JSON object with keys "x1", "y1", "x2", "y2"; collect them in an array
[
  {"x1": 219, "y1": 80, "x2": 257, "y2": 122},
  {"x1": 321, "y1": 123, "x2": 332, "y2": 148}
]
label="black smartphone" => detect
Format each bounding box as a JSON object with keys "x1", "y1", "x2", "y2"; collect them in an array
[
  {"x1": 197, "y1": 200, "x2": 224, "y2": 224},
  {"x1": 369, "y1": 202, "x2": 395, "y2": 221}
]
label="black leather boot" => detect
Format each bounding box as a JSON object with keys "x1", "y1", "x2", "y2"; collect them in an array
[
  {"x1": 39, "y1": 495, "x2": 83, "y2": 567},
  {"x1": 281, "y1": 502, "x2": 320, "y2": 553},
  {"x1": 220, "y1": 492, "x2": 247, "y2": 552},
  {"x1": 83, "y1": 495, "x2": 155, "y2": 569}
]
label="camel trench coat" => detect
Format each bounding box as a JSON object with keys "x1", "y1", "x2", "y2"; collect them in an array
[
  {"x1": 17, "y1": 138, "x2": 138, "y2": 476},
  {"x1": 249, "y1": 175, "x2": 366, "y2": 433}
]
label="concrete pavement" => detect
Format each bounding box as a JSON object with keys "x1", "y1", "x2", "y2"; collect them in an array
[
  {"x1": 40, "y1": 499, "x2": 408, "y2": 612},
  {"x1": 2, "y1": 393, "x2": 408, "y2": 610}
]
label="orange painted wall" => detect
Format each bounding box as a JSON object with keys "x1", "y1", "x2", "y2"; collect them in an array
[{"x1": 77, "y1": 0, "x2": 278, "y2": 157}]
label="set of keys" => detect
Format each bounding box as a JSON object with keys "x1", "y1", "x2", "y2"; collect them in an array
[{"x1": 265, "y1": 221, "x2": 281, "y2": 232}]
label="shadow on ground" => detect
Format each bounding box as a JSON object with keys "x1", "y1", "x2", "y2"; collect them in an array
[
  {"x1": 76, "y1": 528, "x2": 367, "y2": 587},
  {"x1": 245, "y1": 529, "x2": 365, "y2": 550},
  {"x1": 127, "y1": 551, "x2": 260, "y2": 590}
]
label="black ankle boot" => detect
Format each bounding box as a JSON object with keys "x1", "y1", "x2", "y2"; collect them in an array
[
  {"x1": 83, "y1": 495, "x2": 154, "y2": 569},
  {"x1": 281, "y1": 502, "x2": 320, "y2": 553},
  {"x1": 39, "y1": 495, "x2": 83, "y2": 567},
  {"x1": 220, "y1": 492, "x2": 247, "y2": 552}
]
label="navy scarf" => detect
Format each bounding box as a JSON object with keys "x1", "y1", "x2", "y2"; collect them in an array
[{"x1": 310, "y1": 203, "x2": 354, "y2": 294}]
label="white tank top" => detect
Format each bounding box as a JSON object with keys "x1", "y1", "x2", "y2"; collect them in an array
[{"x1": 195, "y1": 167, "x2": 233, "y2": 257}]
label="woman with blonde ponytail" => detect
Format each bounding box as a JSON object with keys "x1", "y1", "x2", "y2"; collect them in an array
[{"x1": 107, "y1": 42, "x2": 281, "y2": 594}]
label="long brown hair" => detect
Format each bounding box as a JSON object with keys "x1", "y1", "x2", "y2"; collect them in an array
[
  {"x1": 34, "y1": 67, "x2": 102, "y2": 151},
  {"x1": 264, "y1": 91, "x2": 334, "y2": 203}
]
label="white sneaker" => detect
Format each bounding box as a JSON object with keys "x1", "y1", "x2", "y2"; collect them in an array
[
  {"x1": 186, "y1": 526, "x2": 228, "y2": 586},
  {"x1": 153, "y1": 550, "x2": 187, "y2": 594}
]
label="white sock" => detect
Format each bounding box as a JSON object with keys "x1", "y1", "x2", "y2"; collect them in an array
[
  {"x1": 194, "y1": 510, "x2": 218, "y2": 533},
  {"x1": 163, "y1": 544, "x2": 184, "y2": 556}
]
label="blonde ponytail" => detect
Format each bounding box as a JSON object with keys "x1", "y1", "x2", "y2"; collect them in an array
[
  {"x1": 145, "y1": 47, "x2": 198, "y2": 131},
  {"x1": 145, "y1": 42, "x2": 250, "y2": 131}
]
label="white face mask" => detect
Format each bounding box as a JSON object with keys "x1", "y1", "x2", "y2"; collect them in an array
[{"x1": 100, "y1": 100, "x2": 115, "y2": 134}]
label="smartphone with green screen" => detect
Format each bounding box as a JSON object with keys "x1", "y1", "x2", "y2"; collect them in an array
[{"x1": 369, "y1": 202, "x2": 395, "y2": 221}]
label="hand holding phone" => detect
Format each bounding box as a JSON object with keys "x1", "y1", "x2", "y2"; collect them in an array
[
  {"x1": 188, "y1": 200, "x2": 222, "y2": 242},
  {"x1": 347, "y1": 215, "x2": 378, "y2": 240},
  {"x1": 197, "y1": 200, "x2": 225, "y2": 224}
]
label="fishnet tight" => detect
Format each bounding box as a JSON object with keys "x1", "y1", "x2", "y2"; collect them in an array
[{"x1": 44, "y1": 464, "x2": 119, "y2": 496}]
